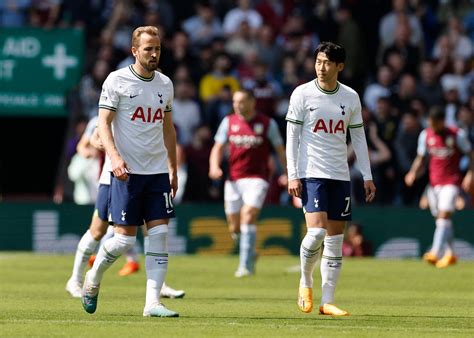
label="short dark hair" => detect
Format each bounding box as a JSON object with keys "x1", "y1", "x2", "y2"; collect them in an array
[
  {"x1": 429, "y1": 106, "x2": 445, "y2": 121},
  {"x1": 236, "y1": 88, "x2": 255, "y2": 100},
  {"x1": 314, "y1": 41, "x2": 346, "y2": 64}
]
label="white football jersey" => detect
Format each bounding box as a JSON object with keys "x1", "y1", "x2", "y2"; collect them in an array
[
  {"x1": 98, "y1": 65, "x2": 173, "y2": 175},
  {"x1": 286, "y1": 79, "x2": 363, "y2": 181}
]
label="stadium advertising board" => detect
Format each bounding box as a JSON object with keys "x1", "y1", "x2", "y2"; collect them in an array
[
  {"x1": 0, "y1": 28, "x2": 83, "y2": 116},
  {"x1": 1, "y1": 203, "x2": 474, "y2": 259}
]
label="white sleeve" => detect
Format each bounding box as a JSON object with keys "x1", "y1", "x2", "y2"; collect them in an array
[
  {"x1": 285, "y1": 87, "x2": 305, "y2": 180},
  {"x1": 349, "y1": 126, "x2": 373, "y2": 181},
  {"x1": 214, "y1": 116, "x2": 229, "y2": 144},
  {"x1": 285, "y1": 86, "x2": 305, "y2": 125},
  {"x1": 98, "y1": 73, "x2": 119, "y2": 111},
  {"x1": 456, "y1": 128, "x2": 472, "y2": 154},
  {"x1": 286, "y1": 121, "x2": 302, "y2": 180},
  {"x1": 417, "y1": 130, "x2": 427, "y2": 156},
  {"x1": 267, "y1": 118, "x2": 283, "y2": 148}
]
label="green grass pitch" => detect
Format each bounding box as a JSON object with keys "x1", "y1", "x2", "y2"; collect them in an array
[{"x1": 1, "y1": 253, "x2": 473, "y2": 337}]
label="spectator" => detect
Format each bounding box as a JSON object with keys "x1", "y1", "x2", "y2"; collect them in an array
[
  {"x1": 0, "y1": 0, "x2": 31, "y2": 27},
  {"x1": 441, "y1": 57, "x2": 470, "y2": 103},
  {"x1": 381, "y1": 15, "x2": 422, "y2": 76},
  {"x1": 79, "y1": 60, "x2": 110, "y2": 119},
  {"x1": 255, "y1": 25, "x2": 283, "y2": 75},
  {"x1": 182, "y1": 0, "x2": 223, "y2": 50},
  {"x1": 342, "y1": 223, "x2": 373, "y2": 257},
  {"x1": 29, "y1": 0, "x2": 62, "y2": 28},
  {"x1": 433, "y1": 15, "x2": 473, "y2": 61},
  {"x1": 349, "y1": 109, "x2": 391, "y2": 205},
  {"x1": 223, "y1": 0, "x2": 263, "y2": 37},
  {"x1": 394, "y1": 110, "x2": 425, "y2": 205},
  {"x1": 255, "y1": 0, "x2": 293, "y2": 35},
  {"x1": 417, "y1": 60, "x2": 444, "y2": 108},
  {"x1": 225, "y1": 20, "x2": 258, "y2": 58},
  {"x1": 379, "y1": 0, "x2": 423, "y2": 48},
  {"x1": 173, "y1": 80, "x2": 202, "y2": 146},
  {"x1": 335, "y1": 4, "x2": 367, "y2": 92},
  {"x1": 391, "y1": 73, "x2": 418, "y2": 115},
  {"x1": 183, "y1": 125, "x2": 215, "y2": 202},
  {"x1": 364, "y1": 65, "x2": 394, "y2": 114},
  {"x1": 199, "y1": 53, "x2": 240, "y2": 103},
  {"x1": 204, "y1": 85, "x2": 233, "y2": 134}
]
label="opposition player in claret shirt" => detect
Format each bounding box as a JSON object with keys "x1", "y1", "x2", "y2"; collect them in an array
[
  {"x1": 286, "y1": 42, "x2": 376, "y2": 316},
  {"x1": 82, "y1": 26, "x2": 179, "y2": 317},
  {"x1": 209, "y1": 89, "x2": 287, "y2": 277},
  {"x1": 405, "y1": 107, "x2": 473, "y2": 268}
]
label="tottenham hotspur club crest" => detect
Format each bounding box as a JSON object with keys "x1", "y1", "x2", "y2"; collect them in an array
[
  {"x1": 158, "y1": 92, "x2": 163, "y2": 104},
  {"x1": 340, "y1": 104, "x2": 345, "y2": 115}
]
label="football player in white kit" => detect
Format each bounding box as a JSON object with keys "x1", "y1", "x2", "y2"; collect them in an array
[
  {"x1": 66, "y1": 117, "x2": 185, "y2": 300},
  {"x1": 82, "y1": 26, "x2": 179, "y2": 317},
  {"x1": 286, "y1": 42, "x2": 376, "y2": 316}
]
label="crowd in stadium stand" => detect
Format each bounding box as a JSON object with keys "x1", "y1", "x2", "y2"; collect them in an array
[{"x1": 2, "y1": 0, "x2": 473, "y2": 207}]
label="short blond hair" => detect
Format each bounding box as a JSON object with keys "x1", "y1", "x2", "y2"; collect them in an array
[{"x1": 131, "y1": 26, "x2": 160, "y2": 47}]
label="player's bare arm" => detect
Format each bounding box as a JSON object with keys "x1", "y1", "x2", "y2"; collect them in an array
[
  {"x1": 209, "y1": 142, "x2": 225, "y2": 180},
  {"x1": 89, "y1": 128, "x2": 104, "y2": 151},
  {"x1": 274, "y1": 144, "x2": 288, "y2": 186},
  {"x1": 461, "y1": 151, "x2": 474, "y2": 192},
  {"x1": 163, "y1": 109, "x2": 178, "y2": 198},
  {"x1": 97, "y1": 107, "x2": 129, "y2": 181},
  {"x1": 76, "y1": 129, "x2": 96, "y2": 159},
  {"x1": 405, "y1": 154, "x2": 425, "y2": 187}
]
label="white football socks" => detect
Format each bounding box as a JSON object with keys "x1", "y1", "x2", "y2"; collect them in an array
[
  {"x1": 70, "y1": 230, "x2": 99, "y2": 283},
  {"x1": 320, "y1": 234, "x2": 344, "y2": 305},
  {"x1": 145, "y1": 225, "x2": 168, "y2": 309},
  {"x1": 88, "y1": 233, "x2": 136, "y2": 285},
  {"x1": 432, "y1": 218, "x2": 453, "y2": 256},
  {"x1": 239, "y1": 224, "x2": 257, "y2": 272},
  {"x1": 299, "y1": 227, "x2": 326, "y2": 288}
]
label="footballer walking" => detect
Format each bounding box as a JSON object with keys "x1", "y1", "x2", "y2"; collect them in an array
[
  {"x1": 286, "y1": 42, "x2": 376, "y2": 316},
  {"x1": 81, "y1": 26, "x2": 179, "y2": 317}
]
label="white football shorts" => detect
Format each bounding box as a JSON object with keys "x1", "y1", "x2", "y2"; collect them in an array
[
  {"x1": 427, "y1": 184, "x2": 459, "y2": 217},
  {"x1": 224, "y1": 178, "x2": 269, "y2": 214}
]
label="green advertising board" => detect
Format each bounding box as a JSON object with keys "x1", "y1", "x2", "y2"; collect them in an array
[{"x1": 0, "y1": 28, "x2": 83, "y2": 116}]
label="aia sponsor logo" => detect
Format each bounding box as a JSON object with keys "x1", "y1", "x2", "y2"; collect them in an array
[
  {"x1": 131, "y1": 106, "x2": 163, "y2": 123},
  {"x1": 313, "y1": 119, "x2": 345, "y2": 134}
]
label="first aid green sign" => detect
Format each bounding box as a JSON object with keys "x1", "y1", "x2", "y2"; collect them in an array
[{"x1": 0, "y1": 28, "x2": 83, "y2": 116}]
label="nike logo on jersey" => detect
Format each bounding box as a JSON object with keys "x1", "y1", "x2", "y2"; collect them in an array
[
  {"x1": 309, "y1": 107, "x2": 318, "y2": 111},
  {"x1": 166, "y1": 209, "x2": 173, "y2": 214},
  {"x1": 130, "y1": 94, "x2": 139, "y2": 98},
  {"x1": 341, "y1": 211, "x2": 351, "y2": 217}
]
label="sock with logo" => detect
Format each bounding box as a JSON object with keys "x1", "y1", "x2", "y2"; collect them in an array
[
  {"x1": 300, "y1": 227, "x2": 326, "y2": 288},
  {"x1": 239, "y1": 224, "x2": 257, "y2": 272},
  {"x1": 145, "y1": 225, "x2": 168, "y2": 309},
  {"x1": 88, "y1": 233, "x2": 136, "y2": 285},
  {"x1": 320, "y1": 234, "x2": 344, "y2": 305},
  {"x1": 70, "y1": 230, "x2": 99, "y2": 283}
]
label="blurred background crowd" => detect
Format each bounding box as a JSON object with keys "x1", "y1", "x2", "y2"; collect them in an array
[{"x1": 2, "y1": 0, "x2": 473, "y2": 208}]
